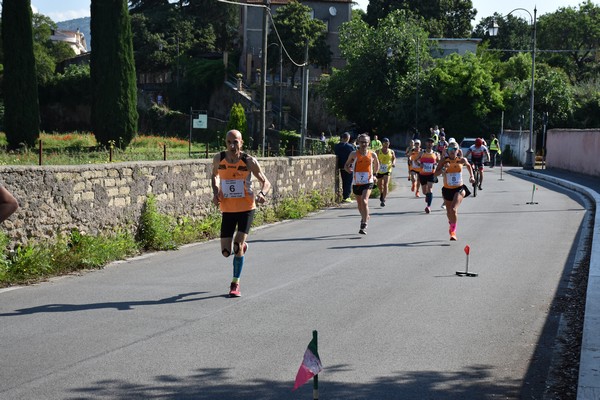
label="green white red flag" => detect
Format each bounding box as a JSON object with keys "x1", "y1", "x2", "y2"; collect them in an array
[{"x1": 293, "y1": 336, "x2": 322, "y2": 391}]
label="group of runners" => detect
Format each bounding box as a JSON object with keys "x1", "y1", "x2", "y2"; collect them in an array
[
  {"x1": 345, "y1": 133, "x2": 491, "y2": 241},
  {"x1": 211, "y1": 129, "x2": 492, "y2": 297}
]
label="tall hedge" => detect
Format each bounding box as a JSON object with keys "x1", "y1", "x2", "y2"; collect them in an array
[
  {"x1": 1, "y1": 0, "x2": 40, "y2": 149},
  {"x1": 90, "y1": 0, "x2": 138, "y2": 148}
]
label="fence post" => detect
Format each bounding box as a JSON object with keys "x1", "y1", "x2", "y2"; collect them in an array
[
  {"x1": 205, "y1": 143, "x2": 209, "y2": 159},
  {"x1": 38, "y1": 140, "x2": 43, "y2": 166},
  {"x1": 163, "y1": 144, "x2": 167, "y2": 161}
]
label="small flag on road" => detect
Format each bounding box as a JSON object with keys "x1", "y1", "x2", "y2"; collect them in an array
[
  {"x1": 464, "y1": 245, "x2": 470, "y2": 255},
  {"x1": 293, "y1": 332, "x2": 322, "y2": 391}
]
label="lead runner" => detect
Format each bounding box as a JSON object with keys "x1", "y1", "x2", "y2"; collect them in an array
[{"x1": 211, "y1": 129, "x2": 271, "y2": 297}]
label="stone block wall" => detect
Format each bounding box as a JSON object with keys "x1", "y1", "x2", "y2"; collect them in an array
[{"x1": 0, "y1": 155, "x2": 337, "y2": 245}]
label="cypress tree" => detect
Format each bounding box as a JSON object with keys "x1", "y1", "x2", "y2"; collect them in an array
[
  {"x1": 1, "y1": 0, "x2": 40, "y2": 150},
  {"x1": 91, "y1": 0, "x2": 138, "y2": 148},
  {"x1": 226, "y1": 103, "x2": 248, "y2": 144}
]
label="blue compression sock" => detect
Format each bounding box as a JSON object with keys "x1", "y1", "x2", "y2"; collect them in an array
[
  {"x1": 426, "y1": 192, "x2": 433, "y2": 206},
  {"x1": 233, "y1": 255, "x2": 244, "y2": 281}
]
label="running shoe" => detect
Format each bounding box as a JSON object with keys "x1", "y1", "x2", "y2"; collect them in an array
[
  {"x1": 441, "y1": 204, "x2": 446, "y2": 209},
  {"x1": 229, "y1": 282, "x2": 241, "y2": 297},
  {"x1": 359, "y1": 222, "x2": 367, "y2": 235},
  {"x1": 425, "y1": 206, "x2": 431, "y2": 214},
  {"x1": 449, "y1": 230, "x2": 457, "y2": 241},
  {"x1": 478, "y1": 185, "x2": 483, "y2": 190},
  {"x1": 343, "y1": 198, "x2": 354, "y2": 203},
  {"x1": 380, "y1": 200, "x2": 385, "y2": 207},
  {"x1": 415, "y1": 191, "x2": 420, "y2": 198}
]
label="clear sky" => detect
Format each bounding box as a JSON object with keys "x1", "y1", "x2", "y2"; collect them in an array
[
  {"x1": 29, "y1": 0, "x2": 589, "y2": 24},
  {"x1": 354, "y1": 0, "x2": 588, "y2": 27}
]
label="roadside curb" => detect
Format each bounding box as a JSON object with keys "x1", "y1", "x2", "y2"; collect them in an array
[{"x1": 510, "y1": 169, "x2": 600, "y2": 400}]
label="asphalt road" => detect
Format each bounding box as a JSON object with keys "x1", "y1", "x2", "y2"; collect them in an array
[{"x1": 0, "y1": 166, "x2": 589, "y2": 400}]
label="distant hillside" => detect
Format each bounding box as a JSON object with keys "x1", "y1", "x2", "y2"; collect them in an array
[{"x1": 56, "y1": 17, "x2": 91, "y2": 51}]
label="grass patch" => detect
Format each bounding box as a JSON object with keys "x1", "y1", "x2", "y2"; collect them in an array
[
  {"x1": 0, "y1": 191, "x2": 334, "y2": 287},
  {"x1": 0, "y1": 229, "x2": 139, "y2": 285},
  {"x1": 0, "y1": 131, "x2": 210, "y2": 165}
]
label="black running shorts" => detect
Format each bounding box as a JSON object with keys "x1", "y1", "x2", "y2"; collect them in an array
[
  {"x1": 352, "y1": 183, "x2": 374, "y2": 196},
  {"x1": 441, "y1": 185, "x2": 471, "y2": 202},
  {"x1": 220, "y1": 210, "x2": 256, "y2": 238}
]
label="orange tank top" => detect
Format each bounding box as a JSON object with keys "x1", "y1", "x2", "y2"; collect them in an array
[
  {"x1": 410, "y1": 149, "x2": 421, "y2": 172},
  {"x1": 419, "y1": 151, "x2": 437, "y2": 175},
  {"x1": 352, "y1": 151, "x2": 375, "y2": 185},
  {"x1": 443, "y1": 157, "x2": 464, "y2": 189},
  {"x1": 217, "y1": 152, "x2": 256, "y2": 212}
]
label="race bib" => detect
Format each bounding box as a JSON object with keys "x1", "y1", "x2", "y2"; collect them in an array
[
  {"x1": 422, "y1": 163, "x2": 434, "y2": 173},
  {"x1": 355, "y1": 172, "x2": 370, "y2": 184},
  {"x1": 223, "y1": 179, "x2": 244, "y2": 198},
  {"x1": 379, "y1": 164, "x2": 389, "y2": 173},
  {"x1": 447, "y1": 172, "x2": 462, "y2": 186}
]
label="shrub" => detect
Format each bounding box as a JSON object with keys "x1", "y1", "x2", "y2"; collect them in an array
[{"x1": 138, "y1": 195, "x2": 177, "y2": 251}]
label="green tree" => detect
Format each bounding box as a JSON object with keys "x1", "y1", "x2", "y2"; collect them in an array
[
  {"x1": 1, "y1": 0, "x2": 40, "y2": 149},
  {"x1": 130, "y1": 0, "x2": 238, "y2": 71},
  {"x1": 91, "y1": 0, "x2": 138, "y2": 148},
  {"x1": 365, "y1": 0, "x2": 476, "y2": 38},
  {"x1": 537, "y1": 1, "x2": 600, "y2": 82},
  {"x1": 425, "y1": 52, "x2": 503, "y2": 136},
  {"x1": 497, "y1": 52, "x2": 574, "y2": 131},
  {"x1": 267, "y1": 1, "x2": 330, "y2": 83},
  {"x1": 472, "y1": 13, "x2": 531, "y2": 62},
  {"x1": 320, "y1": 10, "x2": 429, "y2": 133},
  {"x1": 226, "y1": 103, "x2": 248, "y2": 144},
  {"x1": 571, "y1": 79, "x2": 600, "y2": 128}
]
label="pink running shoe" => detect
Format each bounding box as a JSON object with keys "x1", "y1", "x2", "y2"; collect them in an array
[{"x1": 229, "y1": 282, "x2": 241, "y2": 297}]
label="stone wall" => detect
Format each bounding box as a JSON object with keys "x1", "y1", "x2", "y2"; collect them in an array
[{"x1": 0, "y1": 155, "x2": 337, "y2": 245}]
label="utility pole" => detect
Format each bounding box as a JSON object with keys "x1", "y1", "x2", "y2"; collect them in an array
[
  {"x1": 300, "y1": 41, "x2": 309, "y2": 155},
  {"x1": 260, "y1": 0, "x2": 270, "y2": 156}
]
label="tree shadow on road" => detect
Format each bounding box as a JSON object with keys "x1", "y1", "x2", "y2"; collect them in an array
[
  {"x1": 0, "y1": 292, "x2": 221, "y2": 316},
  {"x1": 65, "y1": 364, "x2": 520, "y2": 399},
  {"x1": 330, "y1": 241, "x2": 451, "y2": 250}
]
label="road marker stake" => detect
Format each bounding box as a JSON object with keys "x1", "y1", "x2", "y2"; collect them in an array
[
  {"x1": 456, "y1": 245, "x2": 478, "y2": 277},
  {"x1": 526, "y1": 184, "x2": 539, "y2": 205}
]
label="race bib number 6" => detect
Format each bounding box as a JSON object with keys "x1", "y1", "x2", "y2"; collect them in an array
[{"x1": 223, "y1": 179, "x2": 244, "y2": 198}]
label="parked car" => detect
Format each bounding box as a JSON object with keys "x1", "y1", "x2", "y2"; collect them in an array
[{"x1": 460, "y1": 138, "x2": 477, "y2": 159}]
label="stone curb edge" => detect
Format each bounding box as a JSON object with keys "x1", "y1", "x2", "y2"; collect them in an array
[{"x1": 509, "y1": 169, "x2": 600, "y2": 400}]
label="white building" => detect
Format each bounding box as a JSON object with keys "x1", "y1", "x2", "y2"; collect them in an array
[{"x1": 50, "y1": 28, "x2": 88, "y2": 55}]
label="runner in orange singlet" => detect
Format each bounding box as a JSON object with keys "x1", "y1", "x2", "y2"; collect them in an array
[
  {"x1": 433, "y1": 141, "x2": 474, "y2": 241},
  {"x1": 409, "y1": 139, "x2": 422, "y2": 197},
  {"x1": 211, "y1": 130, "x2": 271, "y2": 297},
  {"x1": 416, "y1": 137, "x2": 440, "y2": 214},
  {"x1": 344, "y1": 133, "x2": 380, "y2": 235}
]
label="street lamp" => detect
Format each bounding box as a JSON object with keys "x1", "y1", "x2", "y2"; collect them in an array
[
  {"x1": 489, "y1": 8, "x2": 537, "y2": 170},
  {"x1": 387, "y1": 38, "x2": 419, "y2": 135}
]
